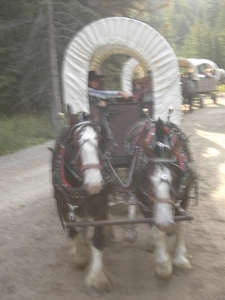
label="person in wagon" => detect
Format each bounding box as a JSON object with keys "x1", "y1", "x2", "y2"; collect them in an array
[
  {"x1": 87, "y1": 71, "x2": 131, "y2": 152},
  {"x1": 134, "y1": 71, "x2": 153, "y2": 103},
  {"x1": 88, "y1": 70, "x2": 131, "y2": 107}
]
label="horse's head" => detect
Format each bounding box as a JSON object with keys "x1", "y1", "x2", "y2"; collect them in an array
[
  {"x1": 67, "y1": 121, "x2": 104, "y2": 195},
  {"x1": 141, "y1": 118, "x2": 182, "y2": 233}
]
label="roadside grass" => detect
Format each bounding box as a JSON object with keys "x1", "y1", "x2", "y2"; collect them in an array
[{"x1": 0, "y1": 114, "x2": 56, "y2": 156}]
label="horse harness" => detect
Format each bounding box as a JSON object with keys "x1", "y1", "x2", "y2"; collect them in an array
[
  {"x1": 52, "y1": 119, "x2": 198, "y2": 227},
  {"x1": 133, "y1": 120, "x2": 198, "y2": 214}
]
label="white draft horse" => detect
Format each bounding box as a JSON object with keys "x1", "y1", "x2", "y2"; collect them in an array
[
  {"x1": 128, "y1": 117, "x2": 196, "y2": 279},
  {"x1": 52, "y1": 116, "x2": 113, "y2": 291}
]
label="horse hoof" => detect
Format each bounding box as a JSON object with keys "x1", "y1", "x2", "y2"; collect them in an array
[
  {"x1": 70, "y1": 237, "x2": 92, "y2": 271},
  {"x1": 154, "y1": 260, "x2": 172, "y2": 279},
  {"x1": 172, "y1": 256, "x2": 193, "y2": 270},
  {"x1": 85, "y1": 268, "x2": 113, "y2": 291},
  {"x1": 155, "y1": 266, "x2": 172, "y2": 280}
]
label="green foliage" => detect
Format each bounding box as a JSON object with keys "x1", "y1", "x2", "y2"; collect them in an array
[
  {"x1": 101, "y1": 54, "x2": 130, "y2": 90},
  {"x1": 150, "y1": 0, "x2": 225, "y2": 68},
  {"x1": 0, "y1": 0, "x2": 49, "y2": 115},
  {"x1": 155, "y1": 0, "x2": 197, "y2": 50},
  {"x1": 214, "y1": 2, "x2": 225, "y2": 67},
  {"x1": 0, "y1": 114, "x2": 56, "y2": 156},
  {"x1": 1, "y1": 0, "x2": 225, "y2": 121}
]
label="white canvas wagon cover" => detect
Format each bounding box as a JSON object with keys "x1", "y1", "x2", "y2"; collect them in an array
[
  {"x1": 62, "y1": 17, "x2": 182, "y2": 124},
  {"x1": 178, "y1": 58, "x2": 220, "y2": 81}
]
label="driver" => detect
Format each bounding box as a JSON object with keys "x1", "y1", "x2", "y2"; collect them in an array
[{"x1": 88, "y1": 71, "x2": 131, "y2": 107}]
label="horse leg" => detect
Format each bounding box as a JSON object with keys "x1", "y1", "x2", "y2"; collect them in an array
[
  {"x1": 172, "y1": 221, "x2": 192, "y2": 269},
  {"x1": 145, "y1": 226, "x2": 155, "y2": 252},
  {"x1": 151, "y1": 226, "x2": 172, "y2": 279},
  {"x1": 85, "y1": 225, "x2": 112, "y2": 291},
  {"x1": 188, "y1": 95, "x2": 192, "y2": 111},
  {"x1": 103, "y1": 224, "x2": 115, "y2": 245},
  {"x1": 70, "y1": 227, "x2": 92, "y2": 271},
  {"x1": 103, "y1": 209, "x2": 115, "y2": 245}
]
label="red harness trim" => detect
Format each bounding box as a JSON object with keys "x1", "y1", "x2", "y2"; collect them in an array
[
  {"x1": 177, "y1": 154, "x2": 184, "y2": 170},
  {"x1": 163, "y1": 126, "x2": 170, "y2": 135},
  {"x1": 60, "y1": 146, "x2": 71, "y2": 187},
  {"x1": 145, "y1": 127, "x2": 155, "y2": 145},
  {"x1": 163, "y1": 127, "x2": 184, "y2": 169},
  {"x1": 163, "y1": 126, "x2": 176, "y2": 146}
]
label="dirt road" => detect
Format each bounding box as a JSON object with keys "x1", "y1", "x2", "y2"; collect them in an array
[{"x1": 0, "y1": 98, "x2": 225, "y2": 300}]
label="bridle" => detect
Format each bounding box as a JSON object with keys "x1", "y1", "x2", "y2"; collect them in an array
[
  {"x1": 135, "y1": 158, "x2": 179, "y2": 210},
  {"x1": 134, "y1": 120, "x2": 187, "y2": 211},
  {"x1": 149, "y1": 164, "x2": 178, "y2": 205},
  {"x1": 53, "y1": 121, "x2": 111, "y2": 200},
  {"x1": 67, "y1": 121, "x2": 103, "y2": 177}
]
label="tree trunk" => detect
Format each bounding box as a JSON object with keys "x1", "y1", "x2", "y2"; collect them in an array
[{"x1": 48, "y1": 0, "x2": 63, "y2": 134}]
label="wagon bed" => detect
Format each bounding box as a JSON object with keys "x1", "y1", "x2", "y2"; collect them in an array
[{"x1": 104, "y1": 101, "x2": 153, "y2": 154}]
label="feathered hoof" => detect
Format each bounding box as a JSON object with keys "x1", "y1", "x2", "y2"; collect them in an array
[
  {"x1": 154, "y1": 259, "x2": 173, "y2": 280},
  {"x1": 70, "y1": 238, "x2": 91, "y2": 271},
  {"x1": 85, "y1": 267, "x2": 113, "y2": 291},
  {"x1": 172, "y1": 255, "x2": 193, "y2": 270}
]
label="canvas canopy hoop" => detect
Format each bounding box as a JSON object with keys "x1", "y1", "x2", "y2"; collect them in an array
[
  {"x1": 121, "y1": 58, "x2": 144, "y2": 92},
  {"x1": 62, "y1": 17, "x2": 182, "y2": 124}
]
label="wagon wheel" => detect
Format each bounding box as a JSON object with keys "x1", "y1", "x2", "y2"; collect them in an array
[{"x1": 199, "y1": 95, "x2": 204, "y2": 108}]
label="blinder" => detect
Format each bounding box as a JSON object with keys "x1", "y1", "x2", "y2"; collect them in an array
[{"x1": 53, "y1": 120, "x2": 111, "y2": 200}]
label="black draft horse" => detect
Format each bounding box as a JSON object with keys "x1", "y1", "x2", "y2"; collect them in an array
[
  {"x1": 52, "y1": 116, "x2": 113, "y2": 291},
  {"x1": 127, "y1": 117, "x2": 197, "y2": 279}
]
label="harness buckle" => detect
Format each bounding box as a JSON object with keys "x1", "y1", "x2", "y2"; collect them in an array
[
  {"x1": 67, "y1": 204, "x2": 78, "y2": 221},
  {"x1": 160, "y1": 173, "x2": 168, "y2": 181},
  {"x1": 156, "y1": 141, "x2": 164, "y2": 148}
]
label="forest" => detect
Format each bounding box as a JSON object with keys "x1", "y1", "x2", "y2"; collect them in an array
[{"x1": 1, "y1": 0, "x2": 225, "y2": 130}]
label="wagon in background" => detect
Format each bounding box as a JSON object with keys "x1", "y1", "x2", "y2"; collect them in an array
[{"x1": 178, "y1": 58, "x2": 220, "y2": 110}]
